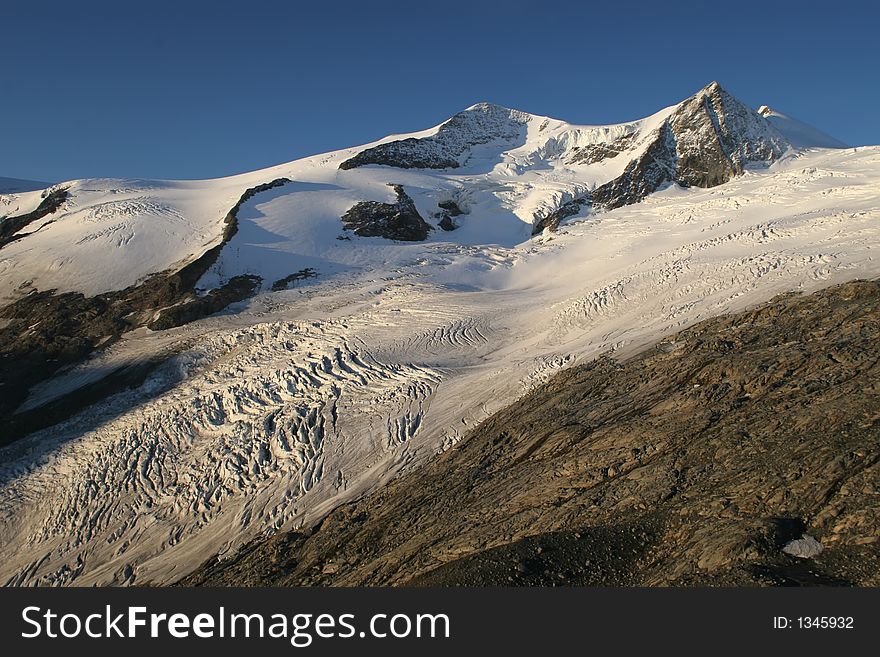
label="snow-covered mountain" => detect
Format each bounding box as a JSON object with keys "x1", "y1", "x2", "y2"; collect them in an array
[
  {"x1": 0, "y1": 81, "x2": 792, "y2": 306},
  {"x1": 0, "y1": 82, "x2": 876, "y2": 586}
]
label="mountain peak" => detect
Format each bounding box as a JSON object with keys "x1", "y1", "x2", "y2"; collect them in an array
[
  {"x1": 465, "y1": 101, "x2": 515, "y2": 112},
  {"x1": 339, "y1": 101, "x2": 531, "y2": 170},
  {"x1": 689, "y1": 80, "x2": 742, "y2": 109},
  {"x1": 454, "y1": 101, "x2": 532, "y2": 123},
  {"x1": 536, "y1": 80, "x2": 792, "y2": 231},
  {"x1": 664, "y1": 81, "x2": 788, "y2": 188}
]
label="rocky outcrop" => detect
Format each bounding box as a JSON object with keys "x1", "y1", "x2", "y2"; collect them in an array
[
  {"x1": 533, "y1": 82, "x2": 789, "y2": 234},
  {"x1": 222, "y1": 177, "x2": 290, "y2": 229},
  {"x1": 147, "y1": 274, "x2": 262, "y2": 330},
  {"x1": 271, "y1": 267, "x2": 318, "y2": 291},
  {"x1": 436, "y1": 199, "x2": 465, "y2": 231},
  {"x1": 669, "y1": 81, "x2": 786, "y2": 188},
  {"x1": 566, "y1": 133, "x2": 635, "y2": 166},
  {"x1": 531, "y1": 196, "x2": 592, "y2": 235},
  {"x1": 0, "y1": 179, "x2": 289, "y2": 445},
  {"x1": 0, "y1": 187, "x2": 69, "y2": 248},
  {"x1": 341, "y1": 184, "x2": 432, "y2": 241},
  {"x1": 182, "y1": 280, "x2": 880, "y2": 587},
  {"x1": 339, "y1": 103, "x2": 530, "y2": 170},
  {"x1": 591, "y1": 122, "x2": 679, "y2": 211}
]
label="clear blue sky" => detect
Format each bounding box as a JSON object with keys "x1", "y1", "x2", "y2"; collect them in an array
[{"x1": 3, "y1": 0, "x2": 878, "y2": 182}]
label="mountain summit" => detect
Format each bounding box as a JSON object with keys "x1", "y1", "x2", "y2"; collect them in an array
[
  {"x1": 339, "y1": 102, "x2": 533, "y2": 170},
  {"x1": 526, "y1": 81, "x2": 789, "y2": 231}
]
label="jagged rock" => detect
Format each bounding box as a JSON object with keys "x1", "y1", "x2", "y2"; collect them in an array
[
  {"x1": 438, "y1": 215, "x2": 457, "y2": 231},
  {"x1": 341, "y1": 184, "x2": 432, "y2": 241},
  {"x1": 339, "y1": 103, "x2": 530, "y2": 170},
  {"x1": 783, "y1": 535, "x2": 824, "y2": 559},
  {"x1": 669, "y1": 81, "x2": 786, "y2": 188},
  {"x1": 566, "y1": 134, "x2": 636, "y2": 165},
  {"x1": 533, "y1": 82, "x2": 789, "y2": 234},
  {"x1": 438, "y1": 199, "x2": 464, "y2": 216},
  {"x1": 590, "y1": 122, "x2": 680, "y2": 212},
  {"x1": 532, "y1": 197, "x2": 591, "y2": 234},
  {"x1": 148, "y1": 274, "x2": 262, "y2": 330},
  {"x1": 271, "y1": 268, "x2": 319, "y2": 291},
  {"x1": 436, "y1": 199, "x2": 465, "y2": 231},
  {"x1": 0, "y1": 187, "x2": 69, "y2": 248}
]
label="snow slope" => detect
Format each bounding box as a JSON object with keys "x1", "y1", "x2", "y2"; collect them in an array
[
  {"x1": 0, "y1": 82, "x2": 780, "y2": 304},
  {"x1": 0, "y1": 184, "x2": 50, "y2": 221},
  {"x1": 758, "y1": 105, "x2": 849, "y2": 149},
  {"x1": 0, "y1": 84, "x2": 876, "y2": 586}
]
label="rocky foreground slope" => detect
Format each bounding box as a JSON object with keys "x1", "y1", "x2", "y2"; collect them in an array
[{"x1": 183, "y1": 280, "x2": 880, "y2": 587}]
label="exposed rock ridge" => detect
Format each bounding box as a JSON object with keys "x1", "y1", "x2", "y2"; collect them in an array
[
  {"x1": 339, "y1": 103, "x2": 531, "y2": 170},
  {"x1": 0, "y1": 187, "x2": 69, "y2": 249},
  {"x1": 436, "y1": 199, "x2": 465, "y2": 231},
  {"x1": 566, "y1": 133, "x2": 636, "y2": 165},
  {"x1": 532, "y1": 82, "x2": 789, "y2": 234},
  {"x1": 341, "y1": 184, "x2": 433, "y2": 241}
]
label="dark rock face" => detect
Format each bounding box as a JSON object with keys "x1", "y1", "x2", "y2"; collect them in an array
[
  {"x1": 0, "y1": 179, "x2": 290, "y2": 445},
  {"x1": 668, "y1": 81, "x2": 785, "y2": 188},
  {"x1": 532, "y1": 196, "x2": 592, "y2": 235},
  {"x1": 438, "y1": 199, "x2": 464, "y2": 215},
  {"x1": 591, "y1": 122, "x2": 679, "y2": 211},
  {"x1": 147, "y1": 274, "x2": 262, "y2": 330},
  {"x1": 436, "y1": 199, "x2": 465, "y2": 231},
  {"x1": 222, "y1": 178, "x2": 290, "y2": 230},
  {"x1": 0, "y1": 187, "x2": 69, "y2": 249},
  {"x1": 341, "y1": 184, "x2": 432, "y2": 241},
  {"x1": 271, "y1": 267, "x2": 318, "y2": 291},
  {"x1": 566, "y1": 133, "x2": 636, "y2": 166},
  {"x1": 339, "y1": 103, "x2": 530, "y2": 170},
  {"x1": 339, "y1": 138, "x2": 460, "y2": 171},
  {"x1": 181, "y1": 280, "x2": 880, "y2": 587},
  {"x1": 438, "y1": 215, "x2": 457, "y2": 231},
  {"x1": 533, "y1": 82, "x2": 789, "y2": 234}
]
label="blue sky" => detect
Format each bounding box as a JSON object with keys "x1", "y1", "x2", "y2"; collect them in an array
[{"x1": 3, "y1": 0, "x2": 878, "y2": 182}]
